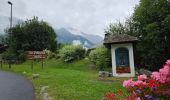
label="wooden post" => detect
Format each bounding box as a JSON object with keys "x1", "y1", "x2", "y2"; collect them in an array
[
  {"x1": 0, "y1": 60, "x2": 2, "y2": 69},
  {"x1": 42, "y1": 59, "x2": 43, "y2": 69},
  {"x1": 9, "y1": 61, "x2": 11, "y2": 69},
  {"x1": 31, "y1": 60, "x2": 33, "y2": 71}
]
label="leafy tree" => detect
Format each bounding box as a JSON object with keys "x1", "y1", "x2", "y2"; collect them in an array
[
  {"x1": 105, "y1": 21, "x2": 127, "y2": 35},
  {"x1": 130, "y1": 0, "x2": 170, "y2": 71},
  {"x1": 7, "y1": 16, "x2": 57, "y2": 51},
  {"x1": 3, "y1": 17, "x2": 57, "y2": 62}
]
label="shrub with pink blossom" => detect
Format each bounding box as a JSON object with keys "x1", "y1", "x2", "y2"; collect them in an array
[
  {"x1": 105, "y1": 60, "x2": 170, "y2": 100},
  {"x1": 123, "y1": 60, "x2": 170, "y2": 100},
  {"x1": 138, "y1": 74, "x2": 147, "y2": 81}
]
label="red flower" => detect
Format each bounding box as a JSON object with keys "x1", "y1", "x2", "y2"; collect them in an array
[
  {"x1": 106, "y1": 92, "x2": 115, "y2": 100},
  {"x1": 149, "y1": 79, "x2": 160, "y2": 88},
  {"x1": 118, "y1": 90, "x2": 123, "y2": 96}
]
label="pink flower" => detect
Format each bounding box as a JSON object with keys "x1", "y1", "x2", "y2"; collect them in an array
[
  {"x1": 138, "y1": 74, "x2": 147, "y2": 81},
  {"x1": 163, "y1": 65, "x2": 170, "y2": 76},
  {"x1": 159, "y1": 67, "x2": 169, "y2": 76},
  {"x1": 136, "y1": 97, "x2": 141, "y2": 100},
  {"x1": 152, "y1": 66, "x2": 169, "y2": 83},
  {"x1": 166, "y1": 60, "x2": 170, "y2": 66},
  {"x1": 134, "y1": 80, "x2": 147, "y2": 86},
  {"x1": 123, "y1": 78, "x2": 134, "y2": 87},
  {"x1": 159, "y1": 76, "x2": 167, "y2": 83},
  {"x1": 151, "y1": 72, "x2": 160, "y2": 80}
]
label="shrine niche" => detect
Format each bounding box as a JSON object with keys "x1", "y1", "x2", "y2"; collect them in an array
[
  {"x1": 104, "y1": 33, "x2": 138, "y2": 77},
  {"x1": 115, "y1": 47, "x2": 130, "y2": 73}
]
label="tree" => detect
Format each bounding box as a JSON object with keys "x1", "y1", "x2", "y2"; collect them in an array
[
  {"x1": 7, "y1": 16, "x2": 57, "y2": 51},
  {"x1": 2, "y1": 17, "x2": 57, "y2": 62},
  {"x1": 105, "y1": 21, "x2": 127, "y2": 35},
  {"x1": 130, "y1": 0, "x2": 170, "y2": 71}
]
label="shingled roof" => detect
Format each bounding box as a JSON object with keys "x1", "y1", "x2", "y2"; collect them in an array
[{"x1": 104, "y1": 33, "x2": 138, "y2": 44}]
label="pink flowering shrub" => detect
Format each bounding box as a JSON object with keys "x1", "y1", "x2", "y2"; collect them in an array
[
  {"x1": 123, "y1": 60, "x2": 170, "y2": 100},
  {"x1": 138, "y1": 74, "x2": 147, "y2": 81},
  {"x1": 105, "y1": 60, "x2": 170, "y2": 100}
]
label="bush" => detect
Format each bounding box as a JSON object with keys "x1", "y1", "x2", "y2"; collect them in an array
[
  {"x1": 105, "y1": 60, "x2": 170, "y2": 100},
  {"x1": 1, "y1": 49, "x2": 16, "y2": 60},
  {"x1": 59, "y1": 45, "x2": 86, "y2": 62},
  {"x1": 48, "y1": 52, "x2": 58, "y2": 59},
  {"x1": 1, "y1": 49, "x2": 26, "y2": 63},
  {"x1": 44, "y1": 49, "x2": 58, "y2": 59},
  {"x1": 89, "y1": 47, "x2": 111, "y2": 70}
]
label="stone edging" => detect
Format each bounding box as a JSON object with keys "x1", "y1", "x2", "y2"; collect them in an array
[{"x1": 40, "y1": 86, "x2": 53, "y2": 100}]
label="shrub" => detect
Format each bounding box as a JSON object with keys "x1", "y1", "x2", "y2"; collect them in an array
[
  {"x1": 1, "y1": 48, "x2": 16, "y2": 61},
  {"x1": 59, "y1": 45, "x2": 86, "y2": 62},
  {"x1": 123, "y1": 60, "x2": 170, "y2": 99},
  {"x1": 89, "y1": 47, "x2": 111, "y2": 70},
  {"x1": 105, "y1": 60, "x2": 170, "y2": 100},
  {"x1": 1, "y1": 49, "x2": 26, "y2": 63},
  {"x1": 44, "y1": 49, "x2": 58, "y2": 59}
]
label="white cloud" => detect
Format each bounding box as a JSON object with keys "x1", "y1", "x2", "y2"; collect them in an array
[{"x1": 0, "y1": 0, "x2": 139, "y2": 37}]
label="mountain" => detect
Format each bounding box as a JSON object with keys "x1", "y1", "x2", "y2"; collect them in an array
[
  {"x1": 56, "y1": 27, "x2": 103, "y2": 48},
  {"x1": 0, "y1": 16, "x2": 22, "y2": 34},
  {"x1": 56, "y1": 28, "x2": 95, "y2": 48},
  {"x1": 66, "y1": 27, "x2": 103, "y2": 44}
]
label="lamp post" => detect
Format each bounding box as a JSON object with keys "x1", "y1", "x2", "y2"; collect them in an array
[
  {"x1": 8, "y1": 1, "x2": 13, "y2": 29},
  {"x1": 7, "y1": 1, "x2": 13, "y2": 69}
]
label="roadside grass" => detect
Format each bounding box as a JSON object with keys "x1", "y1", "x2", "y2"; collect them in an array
[{"x1": 1, "y1": 58, "x2": 128, "y2": 100}]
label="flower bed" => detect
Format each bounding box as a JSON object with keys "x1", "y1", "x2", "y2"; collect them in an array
[{"x1": 105, "y1": 60, "x2": 170, "y2": 100}]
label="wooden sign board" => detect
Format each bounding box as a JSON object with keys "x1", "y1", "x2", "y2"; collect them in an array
[{"x1": 27, "y1": 51, "x2": 47, "y2": 60}]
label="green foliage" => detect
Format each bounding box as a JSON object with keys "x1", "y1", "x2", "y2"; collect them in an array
[
  {"x1": 1, "y1": 48, "x2": 26, "y2": 62},
  {"x1": 44, "y1": 49, "x2": 58, "y2": 59},
  {"x1": 105, "y1": 21, "x2": 127, "y2": 35},
  {"x1": 89, "y1": 47, "x2": 111, "y2": 70},
  {"x1": 0, "y1": 34, "x2": 9, "y2": 44},
  {"x1": 130, "y1": 0, "x2": 170, "y2": 70},
  {"x1": 59, "y1": 45, "x2": 86, "y2": 62},
  {"x1": 1, "y1": 48, "x2": 16, "y2": 60},
  {"x1": 6, "y1": 16, "x2": 57, "y2": 51},
  {"x1": 17, "y1": 50, "x2": 27, "y2": 61}
]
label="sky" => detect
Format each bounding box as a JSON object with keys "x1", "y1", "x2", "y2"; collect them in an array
[{"x1": 0, "y1": 0, "x2": 139, "y2": 37}]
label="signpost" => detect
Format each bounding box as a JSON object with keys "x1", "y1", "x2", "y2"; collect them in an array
[
  {"x1": 27, "y1": 51, "x2": 47, "y2": 70},
  {"x1": 0, "y1": 60, "x2": 2, "y2": 69}
]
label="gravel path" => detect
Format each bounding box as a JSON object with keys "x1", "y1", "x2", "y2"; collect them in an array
[{"x1": 0, "y1": 71, "x2": 35, "y2": 100}]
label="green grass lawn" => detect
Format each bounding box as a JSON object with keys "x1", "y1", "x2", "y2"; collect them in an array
[{"x1": 1, "y1": 58, "x2": 128, "y2": 100}]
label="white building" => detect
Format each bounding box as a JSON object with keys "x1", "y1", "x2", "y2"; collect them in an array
[{"x1": 104, "y1": 34, "x2": 138, "y2": 77}]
